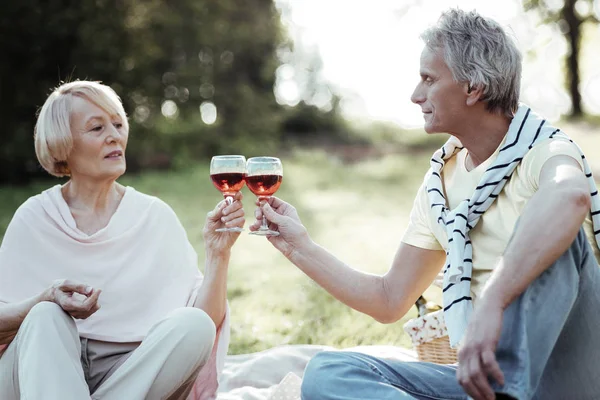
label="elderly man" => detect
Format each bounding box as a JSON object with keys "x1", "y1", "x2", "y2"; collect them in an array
[{"x1": 251, "y1": 8, "x2": 600, "y2": 400}]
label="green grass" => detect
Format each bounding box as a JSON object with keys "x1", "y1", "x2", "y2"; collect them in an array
[
  {"x1": 1, "y1": 124, "x2": 597, "y2": 355},
  {"x1": 0, "y1": 144, "x2": 441, "y2": 355},
  {"x1": 123, "y1": 148, "x2": 440, "y2": 355}
]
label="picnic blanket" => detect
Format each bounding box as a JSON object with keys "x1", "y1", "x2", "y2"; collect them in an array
[{"x1": 216, "y1": 345, "x2": 418, "y2": 400}]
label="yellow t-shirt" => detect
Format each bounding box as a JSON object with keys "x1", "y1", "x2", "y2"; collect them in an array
[{"x1": 402, "y1": 137, "x2": 600, "y2": 300}]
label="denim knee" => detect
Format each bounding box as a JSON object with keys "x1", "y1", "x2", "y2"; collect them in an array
[{"x1": 301, "y1": 351, "x2": 349, "y2": 400}]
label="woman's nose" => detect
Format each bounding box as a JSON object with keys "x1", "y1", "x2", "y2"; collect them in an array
[{"x1": 105, "y1": 127, "x2": 119, "y2": 143}]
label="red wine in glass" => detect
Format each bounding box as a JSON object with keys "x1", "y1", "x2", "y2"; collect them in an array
[
  {"x1": 211, "y1": 172, "x2": 246, "y2": 196},
  {"x1": 210, "y1": 155, "x2": 246, "y2": 232},
  {"x1": 246, "y1": 157, "x2": 283, "y2": 236},
  {"x1": 245, "y1": 174, "x2": 282, "y2": 198}
]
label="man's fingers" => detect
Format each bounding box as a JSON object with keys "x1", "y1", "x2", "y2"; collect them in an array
[
  {"x1": 262, "y1": 203, "x2": 285, "y2": 225},
  {"x1": 267, "y1": 196, "x2": 285, "y2": 208},
  {"x1": 248, "y1": 220, "x2": 262, "y2": 231},
  {"x1": 468, "y1": 355, "x2": 494, "y2": 400},
  {"x1": 255, "y1": 196, "x2": 285, "y2": 208},
  {"x1": 481, "y1": 349, "x2": 504, "y2": 386}
]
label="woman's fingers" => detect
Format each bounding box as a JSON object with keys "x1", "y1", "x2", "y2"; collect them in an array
[
  {"x1": 223, "y1": 216, "x2": 246, "y2": 229},
  {"x1": 216, "y1": 200, "x2": 245, "y2": 230},
  {"x1": 223, "y1": 198, "x2": 243, "y2": 214},
  {"x1": 207, "y1": 200, "x2": 226, "y2": 221},
  {"x1": 57, "y1": 288, "x2": 102, "y2": 318},
  {"x1": 59, "y1": 294, "x2": 85, "y2": 311},
  {"x1": 56, "y1": 279, "x2": 92, "y2": 296},
  {"x1": 222, "y1": 208, "x2": 244, "y2": 223},
  {"x1": 210, "y1": 193, "x2": 244, "y2": 225},
  {"x1": 82, "y1": 288, "x2": 102, "y2": 309}
]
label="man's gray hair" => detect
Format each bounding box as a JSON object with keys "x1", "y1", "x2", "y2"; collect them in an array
[{"x1": 421, "y1": 9, "x2": 522, "y2": 118}]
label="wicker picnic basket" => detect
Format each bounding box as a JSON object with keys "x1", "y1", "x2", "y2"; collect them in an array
[{"x1": 403, "y1": 309, "x2": 458, "y2": 364}]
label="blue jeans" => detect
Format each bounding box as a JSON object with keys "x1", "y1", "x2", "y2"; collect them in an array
[{"x1": 301, "y1": 229, "x2": 600, "y2": 400}]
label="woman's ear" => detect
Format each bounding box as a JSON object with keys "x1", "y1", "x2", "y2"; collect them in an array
[{"x1": 465, "y1": 83, "x2": 483, "y2": 107}]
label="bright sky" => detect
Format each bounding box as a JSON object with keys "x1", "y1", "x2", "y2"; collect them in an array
[{"x1": 274, "y1": 0, "x2": 600, "y2": 127}]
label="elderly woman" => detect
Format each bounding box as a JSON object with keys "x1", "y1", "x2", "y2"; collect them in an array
[{"x1": 0, "y1": 81, "x2": 244, "y2": 399}]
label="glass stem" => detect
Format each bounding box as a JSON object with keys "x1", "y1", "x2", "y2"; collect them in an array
[
  {"x1": 258, "y1": 196, "x2": 269, "y2": 231},
  {"x1": 224, "y1": 195, "x2": 234, "y2": 205}
]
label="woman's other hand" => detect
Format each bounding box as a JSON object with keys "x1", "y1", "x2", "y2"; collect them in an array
[
  {"x1": 49, "y1": 279, "x2": 101, "y2": 319},
  {"x1": 249, "y1": 196, "x2": 311, "y2": 258},
  {"x1": 203, "y1": 191, "x2": 245, "y2": 253}
]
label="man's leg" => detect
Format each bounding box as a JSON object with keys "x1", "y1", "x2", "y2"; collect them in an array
[
  {"x1": 492, "y1": 228, "x2": 600, "y2": 399},
  {"x1": 92, "y1": 307, "x2": 215, "y2": 400},
  {"x1": 0, "y1": 301, "x2": 89, "y2": 400},
  {"x1": 534, "y1": 229, "x2": 600, "y2": 399},
  {"x1": 301, "y1": 351, "x2": 467, "y2": 400},
  {"x1": 302, "y1": 230, "x2": 600, "y2": 400}
]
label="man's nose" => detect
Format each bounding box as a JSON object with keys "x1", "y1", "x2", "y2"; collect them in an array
[{"x1": 411, "y1": 84, "x2": 425, "y2": 104}]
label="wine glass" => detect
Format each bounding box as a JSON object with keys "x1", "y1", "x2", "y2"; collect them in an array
[
  {"x1": 210, "y1": 155, "x2": 246, "y2": 232},
  {"x1": 246, "y1": 157, "x2": 283, "y2": 236}
]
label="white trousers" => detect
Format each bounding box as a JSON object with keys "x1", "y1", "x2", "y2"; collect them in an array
[{"x1": 0, "y1": 301, "x2": 216, "y2": 400}]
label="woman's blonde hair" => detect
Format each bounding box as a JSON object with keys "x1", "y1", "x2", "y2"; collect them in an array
[{"x1": 34, "y1": 81, "x2": 129, "y2": 177}]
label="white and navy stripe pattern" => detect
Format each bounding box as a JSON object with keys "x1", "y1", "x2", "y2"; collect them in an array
[{"x1": 426, "y1": 104, "x2": 600, "y2": 347}]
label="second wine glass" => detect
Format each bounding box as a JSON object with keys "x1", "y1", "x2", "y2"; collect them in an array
[
  {"x1": 210, "y1": 155, "x2": 246, "y2": 232},
  {"x1": 246, "y1": 157, "x2": 283, "y2": 236}
]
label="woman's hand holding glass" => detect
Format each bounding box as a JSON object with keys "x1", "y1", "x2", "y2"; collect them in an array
[{"x1": 203, "y1": 191, "x2": 245, "y2": 253}]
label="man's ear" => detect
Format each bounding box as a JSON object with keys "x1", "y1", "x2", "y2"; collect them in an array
[{"x1": 465, "y1": 82, "x2": 483, "y2": 106}]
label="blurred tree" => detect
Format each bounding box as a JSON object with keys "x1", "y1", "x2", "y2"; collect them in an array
[
  {"x1": 0, "y1": 1, "x2": 131, "y2": 183},
  {"x1": 524, "y1": 0, "x2": 599, "y2": 117},
  {"x1": 272, "y1": 16, "x2": 351, "y2": 144},
  {"x1": 0, "y1": 0, "x2": 346, "y2": 184},
  {"x1": 118, "y1": 0, "x2": 288, "y2": 164}
]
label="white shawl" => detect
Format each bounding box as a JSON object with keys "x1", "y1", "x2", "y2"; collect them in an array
[{"x1": 0, "y1": 184, "x2": 230, "y2": 398}]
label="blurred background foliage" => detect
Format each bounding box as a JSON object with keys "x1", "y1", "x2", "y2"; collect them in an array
[
  {"x1": 0, "y1": 0, "x2": 353, "y2": 184},
  {"x1": 524, "y1": 0, "x2": 599, "y2": 117},
  {"x1": 0, "y1": 0, "x2": 597, "y2": 186}
]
